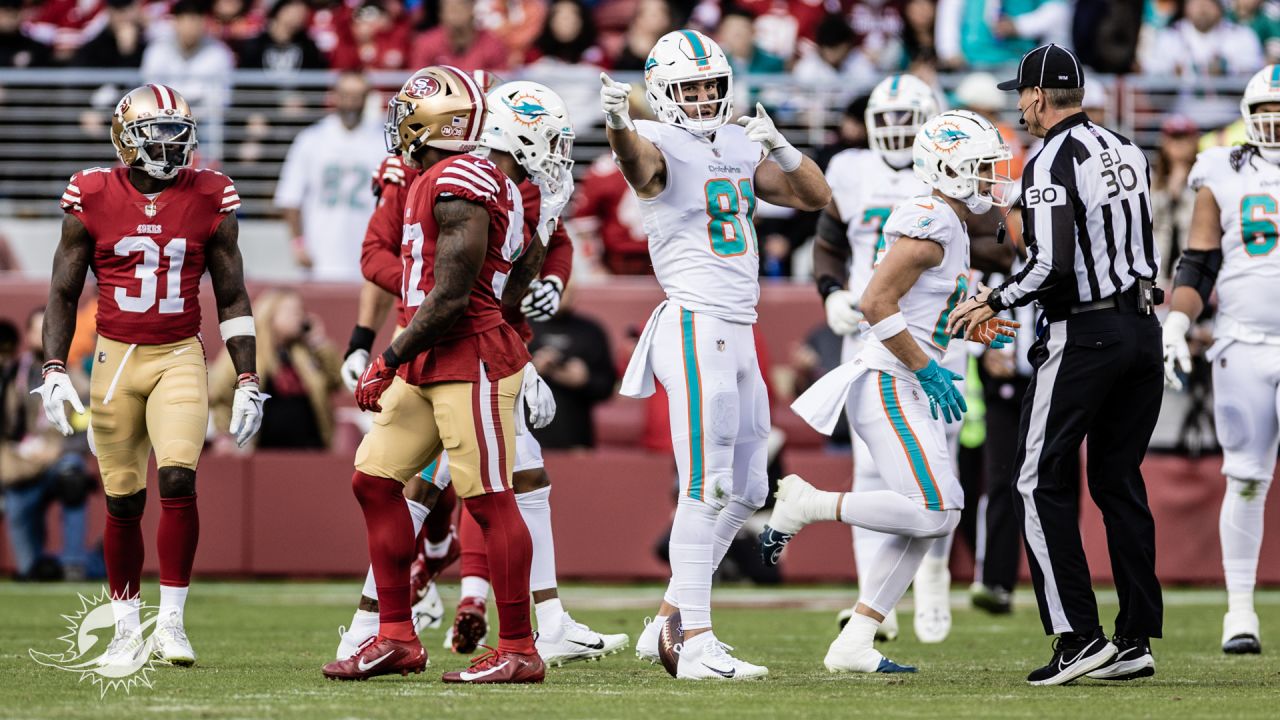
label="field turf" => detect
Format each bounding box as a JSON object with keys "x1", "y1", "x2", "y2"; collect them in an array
[{"x1": 0, "y1": 582, "x2": 1277, "y2": 719}]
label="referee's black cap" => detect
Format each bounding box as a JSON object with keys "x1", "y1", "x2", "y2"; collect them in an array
[{"x1": 997, "y1": 44, "x2": 1085, "y2": 91}]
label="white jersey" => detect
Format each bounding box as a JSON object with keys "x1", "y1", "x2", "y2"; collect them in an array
[
  {"x1": 826, "y1": 148, "x2": 930, "y2": 299},
  {"x1": 1188, "y1": 146, "x2": 1280, "y2": 339},
  {"x1": 634, "y1": 120, "x2": 764, "y2": 324},
  {"x1": 858, "y1": 196, "x2": 971, "y2": 377},
  {"x1": 274, "y1": 114, "x2": 385, "y2": 280}
]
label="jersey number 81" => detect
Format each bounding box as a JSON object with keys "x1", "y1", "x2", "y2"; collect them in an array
[{"x1": 704, "y1": 178, "x2": 757, "y2": 257}]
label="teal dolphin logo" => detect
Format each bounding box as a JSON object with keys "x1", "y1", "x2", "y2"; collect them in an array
[{"x1": 504, "y1": 96, "x2": 550, "y2": 122}]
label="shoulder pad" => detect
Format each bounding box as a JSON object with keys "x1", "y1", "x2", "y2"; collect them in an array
[{"x1": 61, "y1": 168, "x2": 110, "y2": 211}]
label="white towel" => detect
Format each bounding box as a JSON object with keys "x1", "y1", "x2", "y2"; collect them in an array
[
  {"x1": 790, "y1": 358, "x2": 869, "y2": 436},
  {"x1": 619, "y1": 301, "x2": 668, "y2": 399}
]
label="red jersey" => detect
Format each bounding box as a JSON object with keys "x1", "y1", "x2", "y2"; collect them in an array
[
  {"x1": 398, "y1": 154, "x2": 529, "y2": 384},
  {"x1": 503, "y1": 179, "x2": 574, "y2": 343},
  {"x1": 571, "y1": 155, "x2": 651, "y2": 275},
  {"x1": 60, "y1": 166, "x2": 239, "y2": 345},
  {"x1": 361, "y1": 155, "x2": 418, "y2": 298}
]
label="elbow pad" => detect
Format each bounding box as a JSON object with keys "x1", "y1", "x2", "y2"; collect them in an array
[{"x1": 1173, "y1": 248, "x2": 1223, "y2": 305}]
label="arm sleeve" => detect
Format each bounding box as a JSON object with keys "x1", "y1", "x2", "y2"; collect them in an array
[
  {"x1": 360, "y1": 181, "x2": 407, "y2": 295},
  {"x1": 993, "y1": 169, "x2": 1076, "y2": 309},
  {"x1": 541, "y1": 224, "x2": 574, "y2": 285}
]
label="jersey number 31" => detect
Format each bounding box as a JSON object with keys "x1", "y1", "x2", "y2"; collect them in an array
[{"x1": 114, "y1": 236, "x2": 187, "y2": 314}]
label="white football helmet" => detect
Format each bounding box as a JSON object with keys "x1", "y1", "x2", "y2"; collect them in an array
[
  {"x1": 1241, "y1": 65, "x2": 1280, "y2": 151},
  {"x1": 479, "y1": 81, "x2": 574, "y2": 192},
  {"x1": 913, "y1": 110, "x2": 1013, "y2": 214},
  {"x1": 644, "y1": 29, "x2": 733, "y2": 137},
  {"x1": 866, "y1": 73, "x2": 939, "y2": 168}
]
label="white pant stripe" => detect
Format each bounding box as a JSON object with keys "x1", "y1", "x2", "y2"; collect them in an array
[
  {"x1": 1015, "y1": 324, "x2": 1072, "y2": 633},
  {"x1": 477, "y1": 361, "x2": 504, "y2": 493}
]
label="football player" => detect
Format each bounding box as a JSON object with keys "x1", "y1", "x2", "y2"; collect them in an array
[
  {"x1": 817, "y1": 73, "x2": 963, "y2": 643},
  {"x1": 322, "y1": 66, "x2": 555, "y2": 684},
  {"x1": 1162, "y1": 64, "x2": 1280, "y2": 656},
  {"x1": 35, "y1": 84, "x2": 264, "y2": 668},
  {"x1": 762, "y1": 111, "x2": 1016, "y2": 674},
  {"x1": 604, "y1": 29, "x2": 831, "y2": 680}
]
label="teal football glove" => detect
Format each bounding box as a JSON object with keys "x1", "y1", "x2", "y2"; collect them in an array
[{"x1": 913, "y1": 359, "x2": 967, "y2": 424}]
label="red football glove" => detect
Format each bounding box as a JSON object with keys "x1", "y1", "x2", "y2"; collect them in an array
[{"x1": 355, "y1": 351, "x2": 397, "y2": 412}]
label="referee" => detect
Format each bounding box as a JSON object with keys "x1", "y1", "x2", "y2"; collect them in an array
[{"x1": 947, "y1": 44, "x2": 1164, "y2": 686}]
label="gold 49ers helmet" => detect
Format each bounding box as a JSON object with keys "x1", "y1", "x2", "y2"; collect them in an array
[
  {"x1": 111, "y1": 84, "x2": 198, "y2": 180},
  {"x1": 384, "y1": 65, "x2": 487, "y2": 160}
]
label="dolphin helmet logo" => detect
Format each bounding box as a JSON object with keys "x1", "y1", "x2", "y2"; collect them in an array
[{"x1": 503, "y1": 94, "x2": 550, "y2": 127}]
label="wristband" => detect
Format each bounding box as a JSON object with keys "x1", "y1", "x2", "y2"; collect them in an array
[
  {"x1": 986, "y1": 289, "x2": 1008, "y2": 313},
  {"x1": 771, "y1": 143, "x2": 803, "y2": 173},
  {"x1": 605, "y1": 112, "x2": 634, "y2": 131},
  {"x1": 42, "y1": 359, "x2": 67, "y2": 378},
  {"x1": 382, "y1": 346, "x2": 402, "y2": 369},
  {"x1": 236, "y1": 372, "x2": 260, "y2": 388},
  {"x1": 346, "y1": 325, "x2": 376, "y2": 356},
  {"x1": 870, "y1": 312, "x2": 908, "y2": 342},
  {"x1": 220, "y1": 316, "x2": 256, "y2": 340},
  {"x1": 817, "y1": 275, "x2": 844, "y2": 301}
]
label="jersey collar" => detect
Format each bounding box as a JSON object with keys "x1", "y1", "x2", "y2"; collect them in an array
[{"x1": 1043, "y1": 111, "x2": 1090, "y2": 142}]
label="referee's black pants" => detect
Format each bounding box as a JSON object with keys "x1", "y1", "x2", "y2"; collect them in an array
[{"x1": 1012, "y1": 308, "x2": 1164, "y2": 639}]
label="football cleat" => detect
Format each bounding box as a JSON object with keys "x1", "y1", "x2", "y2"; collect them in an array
[
  {"x1": 1026, "y1": 633, "x2": 1116, "y2": 686},
  {"x1": 837, "y1": 606, "x2": 898, "y2": 641},
  {"x1": 412, "y1": 581, "x2": 444, "y2": 632},
  {"x1": 635, "y1": 616, "x2": 664, "y2": 663},
  {"x1": 1086, "y1": 636, "x2": 1155, "y2": 680},
  {"x1": 912, "y1": 557, "x2": 951, "y2": 644},
  {"x1": 322, "y1": 635, "x2": 427, "y2": 681},
  {"x1": 336, "y1": 624, "x2": 373, "y2": 661},
  {"x1": 152, "y1": 614, "x2": 196, "y2": 667},
  {"x1": 535, "y1": 614, "x2": 630, "y2": 666},
  {"x1": 824, "y1": 619, "x2": 914, "y2": 673},
  {"x1": 675, "y1": 633, "x2": 768, "y2": 681},
  {"x1": 441, "y1": 646, "x2": 545, "y2": 684},
  {"x1": 448, "y1": 597, "x2": 488, "y2": 654},
  {"x1": 759, "y1": 475, "x2": 825, "y2": 565},
  {"x1": 98, "y1": 623, "x2": 149, "y2": 670},
  {"x1": 970, "y1": 582, "x2": 1013, "y2": 615},
  {"x1": 1222, "y1": 610, "x2": 1262, "y2": 654}
]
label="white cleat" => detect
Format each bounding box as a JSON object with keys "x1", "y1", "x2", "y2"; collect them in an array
[
  {"x1": 98, "y1": 623, "x2": 149, "y2": 671},
  {"x1": 824, "y1": 619, "x2": 916, "y2": 674},
  {"x1": 675, "y1": 633, "x2": 767, "y2": 680},
  {"x1": 1222, "y1": 610, "x2": 1262, "y2": 654},
  {"x1": 152, "y1": 615, "x2": 196, "y2": 667},
  {"x1": 837, "y1": 606, "x2": 898, "y2": 641},
  {"x1": 412, "y1": 581, "x2": 444, "y2": 632},
  {"x1": 912, "y1": 557, "x2": 952, "y2": 644},
  {"x1": 336, "y1": 624, "x2": 375, "y2": 660},
  {"x1": 635, "y1": 615, "x2": 664, "y2": 663},
  {"x1": 536, "y1": 614, "x2": 630, "y2": 667}
]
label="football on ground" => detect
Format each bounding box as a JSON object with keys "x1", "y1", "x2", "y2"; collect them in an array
[
  {"x1": 658, "y1": 609, "x2": 683, "y2": 677},
  {"x1": 2, "y1": 582, "x2": 1278, "y2": 719}
]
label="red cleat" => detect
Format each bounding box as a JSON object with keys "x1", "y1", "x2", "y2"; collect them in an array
[
  {"x1": 322, "y1": 635, "x2": 427, "y2": 681},
  {"x1": 450, "y1": 597, "x2": 488, "y2": 654},
  {"x1": 411, "y1": 529, "x2": 461, "y2": 602},
  {"x1": 441, "y1": 646, "x2": 545, "y2": 684}
]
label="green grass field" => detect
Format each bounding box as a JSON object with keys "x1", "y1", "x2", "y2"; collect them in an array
[{"x1": 0, "y1": 582, "x2": 1277, "y2": 719}]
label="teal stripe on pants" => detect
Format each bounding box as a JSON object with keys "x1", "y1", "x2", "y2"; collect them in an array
[
  {"x1": 878, "y1": 372, "x2": 942, "y2": 510},
  {"x1": 681, "y1": 308, "x2": 705, "y2": 500}
]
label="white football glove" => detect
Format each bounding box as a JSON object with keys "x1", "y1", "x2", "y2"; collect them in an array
[
  {"x1": 229, "y1": 378, "x2": 269, "y2": 448},
  {"x1": 737, "y1": 102, "x2": 802, "y2": 171},
  {"x1": 824, "y1": 290, "x2": 863, "y2": 336},
  {"x1": 341, "y1": 349, "x2": 369, "y2": 393},
  {"x1": 30, "y1": 368, "x2": 84, "y2": 437},
  {"x1": 599, "y1": 72, "x2": 634, "y2": 131},
  {"x1": 534, "y1": 173, "x2": 574, "y2": 246},
  {"x1": 522, "y1": 277, "x2": 564, "y2": 322},
  {"x1": 521, "y1": 362, "x2": 557, "y2": 430},
  {"x1": 1162, "y1": 310, "x2": 1193, "y2": 391}
]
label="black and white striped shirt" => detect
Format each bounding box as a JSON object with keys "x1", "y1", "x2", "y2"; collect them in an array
[{"x1": 991, "y1": 113, "x2": 1159, "y2": 313}]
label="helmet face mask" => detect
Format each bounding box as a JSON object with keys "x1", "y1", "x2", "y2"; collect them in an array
[
  {"x1": 913, "y1": 110, "x2": 1014, "y2": 214},
  {"x1": 1241, "y1": 66, "x2": 1280, "y2": 149},
  {"x1": 112, "y1": 85, "x2": 198, "y2": 180},
  {"x1": 645, "y1": 30, "x2": 734, "y2": 137},
  {"x1": 479, "y1": 81, "x2": 575, "y2": 192},
  {"x1": 867, "y1": 74, "x2": 939, "y2": 167}
]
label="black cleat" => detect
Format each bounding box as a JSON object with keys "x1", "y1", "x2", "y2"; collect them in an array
[
  {"x1": 970, "y1": 583, "x2": 1013, "y2": 615},
  {"x1": 757, "y1": 526, "x2": 793, "y2": 567},
  {"x1": 1223, "y1": 634, "x2": 1262, "y2": 655},
  {"x1": 1086, "y1": 636, "x2": 1155, "y2": 680},
  {"x1": 1026, "y1": 631, "x2": 1116, "y2": 686}
]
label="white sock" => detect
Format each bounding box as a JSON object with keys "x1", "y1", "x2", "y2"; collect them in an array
[
  {"x1": 460, "y1": 576, "x2": 490, "y2": 601},
  {"x1": 406, "y1": 498, "x2": 429, "y2": 536},
  {"x1": 854, "y1": 526, "x2": 888, "y2": 593},
  {"x1": 1221, "y1": 477, "x2": 1269, "y2": 614},
  {"x1": 836, "y1": 491, "x2": 959, "y2": 539},
  {"x1": 112, "y1": 598, "x2": 141, "y2": 633},
  {"x1": 516, "y1": 486, "x2": 558, "y2": 592},
  {"x1": 846, "y1": 612, "x2": 879, "y2": 649},
  {"x1": 348, "y1": 608, "x2": 379, "y2": 636},
  {"x1": 662, "y1": 579, "x2": 678, "y2": 608},
  {"x1": 669, "y1": 500, "x2": 718, "y2": 631},
  {"x1": 859, "y1": 535, "x2": 933, "y2": 617},
  {"x1": 651, "y1": 613, "x2": 670, "y2": 629},
  {"x1": 711, "y1": 499, "x2": 756, "y2": 572},
  {"x1": 159, "y1": 585, "x2": 188, "y2": 620},
  {"x1": 361, "y1": 567, "x2": 377, "y2": 601},
  {"x1": 425, "y1": 535, "x2": 452, "y2": 559},
  {"x1": 926, "y1": 527, "x2": 954, "y2": 561},
  {"x1": 535, "y1": 597, "x2": 566, "y2": 633}
]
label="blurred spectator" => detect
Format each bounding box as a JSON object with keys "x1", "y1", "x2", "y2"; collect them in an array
[
  {"x1": 1229, "y1": 0, "x2": 1280, "y2": 62},
  {"x1": 1142, "y1": 0, "x2": 1264, "y2": 76},
  {"x1": 0, "y1": 228, "x2": 19, "y2": 272},
  {"x1": 1, "y1": 310, "x2": 92, "y2": 581},
  {"x1": 141, "y1": 0, "x2": 235, "y2": 163},
  {"x1": 1073, "y1": 0, "x2": 1144, "y2": 74},
  {"x1": 883, "y1": 0, "x2": 940, "y2": 70},
  {"x1": 480, "y1": 0, "x2": 550, "y2": 67},
  {"x1": 813, "y1": 94, "x2": 869, "y2": 170},
  {"x1": 0, "y1": 0, "x2": 51, "y2": 68},
  {"x1": 274, "y1": 72, "x2": 382, "y2": 280},
  {"x1": 409, "y1": 0, "x2": 509, "y2": 72},
  {"x1": 716, "y1": 7, "x2": 785, "y2": 75},
  {"x1": 849, "y1": 0, "x2": 905, "y2": 70},
  {"x1": 613, "y1": 0, "x2": 676, "y2": 70},
  {"x1": 953, "y1": 72, "x2": 1025, "y2": 179},
  {"x1": 528, "y1": 295, "x2": 617, "y2": 449},
  {"x1": 570, "y1": 155, "x2": 651, "y2": 275},
  {"x1": 774, "y1": 323, "x2": 850, "y2": 445},
  {"x1": 793, "y1": 14, "x2": 877, "y2": 91},
  {"x1": 26, "y1": 0, "x2": 102, "y2": 63},
  {"x1": 73, "y1": 0, "x2": 147, "y2": 69},
  {"x1": 528, "y1": 0, "x2": 605, "y2": 66},
  {"x1": 238, "y1": 0, "x2": 326, "y2": 72},
  {"x1": 1152, "y1": 115, "x2": 1201, "y2": 283},
  {"x1": 936, "y1": 0, "x2": 1070, "y2": 70},
  {"x1": 210, "y1": 0, "x2": 265, "y2": 46},
  {"x1": 309, "y1": 0, "x2": 357, "y2": 56},
  {"x1": 210, "y1": 290, "x2": 343, "y2": 451},
  {"x1": 330, "y1": 1, "x2": 411, "y2": 71}
]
